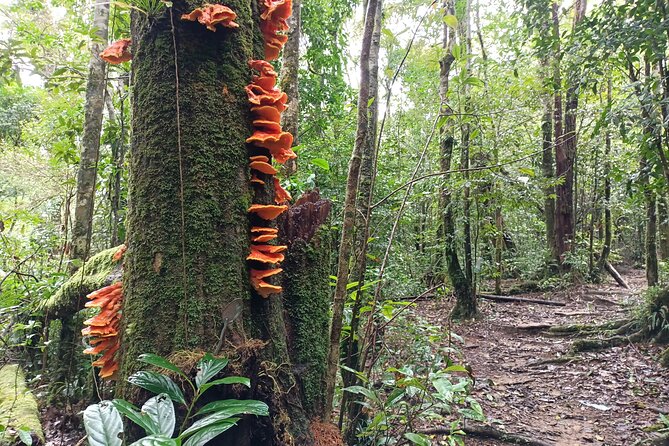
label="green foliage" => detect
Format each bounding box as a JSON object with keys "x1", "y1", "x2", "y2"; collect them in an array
[{"x1": 83, "y1": 353, "x2": 269, "y2": 446}]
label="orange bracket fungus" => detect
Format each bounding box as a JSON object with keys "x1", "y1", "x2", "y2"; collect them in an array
[
  {"x1": 100, "y1": 38, "x2": 132, "y2": 64},
  {"x1": 245, "y1": 0, "x2": 295, "y2": 299},
  {"x1": 250, "y1": 268, "x2": 283, "y2": 298},
  {"x1": 82, "y1": 281, "x2": 123, "y2": 379},
  {"x1": 82, "y1": 244, "x2": 127, "y2": 380},
  {"x1": 248, "y1": 204, "x2": 288, "y2": 220},
  {"x1": 181, "y1": 4, "x2": 239, "y2": 31}
]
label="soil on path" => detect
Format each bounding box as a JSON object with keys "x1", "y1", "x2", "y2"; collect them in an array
[{"x1": 415, "y1": 269, "x2": 669, "y2": 446}]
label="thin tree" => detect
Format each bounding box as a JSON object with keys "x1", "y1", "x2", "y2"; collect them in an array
[{"x1": 70, "y1": 0, "x2": 110, "y2": 265}]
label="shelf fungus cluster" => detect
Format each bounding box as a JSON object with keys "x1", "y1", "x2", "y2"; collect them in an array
[
  {"x1": 181, "y1": 3, "x2": 239, "y2": 31},
  {"x1": 246, "y1": 0, "x2": 294, "y2": 299},
  {"x1": 100, "y1": 38, "x2": 132, "y2": 64},
  {"x1": 81, "y1": 244, "x2": 126, "y2": 380}
]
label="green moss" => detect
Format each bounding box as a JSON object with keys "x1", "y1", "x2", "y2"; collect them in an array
[
  {"x1": 41, "y1": 246, "x2": 121, "y2": 319},
  {"x1": 282, "y1": 229, "x2": 331, "y2": 418},
  {"x1": 0, "y1": 365, "x2": 44, "y2": 444}
]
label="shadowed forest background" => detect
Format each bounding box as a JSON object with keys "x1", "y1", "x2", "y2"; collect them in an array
[{"x1": 0, "y1": 0, "x2": 669, "y2": 444}]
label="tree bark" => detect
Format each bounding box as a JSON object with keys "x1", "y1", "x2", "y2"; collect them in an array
[
  {"x1": 341, "y1": 0, "x2": 383, "y2": 437},
  {"x1": 598, "y1": 77, "x2": 612, "y2": 272},
  {"x1": 70, "y1": 0, "x2": 110, "y2": 266},
  {"x1": 460, "y1": 0, "x2": 474, "y2": 285},
  {"x1": 279, "y1": 0, "x2": 300, "y2": 175},
  {"x1": 554, "y1": 0, "x2": 586, "y2": 268},
  {"x1": 440, "y1": 0, "x2": 476, "y2": 319},
  {"x1": 324, "y1": 0, "x2": 380, "y2": 421},
  {"x1": 119, "y1": 4, "x2": 323, "y2": 443}
]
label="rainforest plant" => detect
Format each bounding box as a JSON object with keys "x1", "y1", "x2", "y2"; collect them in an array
[{"x1": 83, "y1": 353, "x2": 268, "y2": 446}]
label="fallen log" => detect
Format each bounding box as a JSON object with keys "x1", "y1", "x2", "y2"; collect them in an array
[
  {"x1": 478, "y1": 293, "x2": 566, "y2": 307},
  {"x1": 420, "y1": 423, "x2": 553, "y2": 446},
  {"x1": 605, "y1": 261, "x2": 630, "y2": 289}
]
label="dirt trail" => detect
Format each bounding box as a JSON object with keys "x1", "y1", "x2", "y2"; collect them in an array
[{"x1": 416, "y1": 269, "x2": 669, "y2": 446}]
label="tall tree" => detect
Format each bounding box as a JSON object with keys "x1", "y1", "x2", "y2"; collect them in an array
[
  {"x1": 324, "y1": 0, "x2": 380, "y2": 420},
  {"x1": 440, "y1": 0, "x2": 476, "y2": 319},
  {"x1": 554, "y1": 0, "x2": 586, "y2": 267},
  {"x1": 119, "y1": 2, "x2": 330, "y2": 442},
  {"x1": 70, "y1": 0, "x2": 110, "y2": 265}
]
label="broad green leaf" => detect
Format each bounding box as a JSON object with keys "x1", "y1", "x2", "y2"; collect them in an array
[
  {"x1": 311, "y1": 158, "x2": 330, "y2": 171},
  {"x1": 181, "y1": 415, "x2": 240, "y2": 438},
  {"x1": 83, "y1": 402, "x2": 123, "y2": 446},
  {"x1": 195, "y1": 354, "x2": 229, "y2": 390},
  {"x1": 128, "y1": 435, "x2": 178, "y2": 446},
  {"x1": 182, "y1": 420, "x2": 239, "y2": 446},
  {"x1": 112, "y1": 399, "x2": 157, "y2": 435},
  {"x1": 463, "y1": 76, "x2": 484, "y2": 87},
  {"x1": 138, "y1": 354, "x2": 187, "y2": 379},
  {"x1": 343, "y1": 386, "x2": 379, "y2": 404},
  {"x1": 142, "y1": 394, "x2": 176, "y2": 437},
  {"x1": 128, "y1": 371, "x2": 186, "y2": 405},
  {"x1": 518, "y1": 167, "x2": 535, "y2": 177},
  {"x1": 17, "y1": 428, "x2": 32, "y2": 446},
  {"x1": 404, "y1": 432, "x2": 431, "y2": 446},
  {"x1": 443, "y1": 14, "x2": 458, "y2": 28},
  {"x1": 195, "y1": 399, "x2": 269, "y2": 417},
  {"x1": 199, "y1": 376, "x2": 251, "y2": 394}
]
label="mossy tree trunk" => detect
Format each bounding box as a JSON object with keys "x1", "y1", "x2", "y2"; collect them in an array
[
  {"x1": 439, "y1": 0, "x2": 476, "y2": 320},
  {"x1": 119, "y1": 3, "x2": 323, "y2": 443}
]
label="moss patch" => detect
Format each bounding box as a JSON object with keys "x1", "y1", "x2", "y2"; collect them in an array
[
  {"x1": 0, "y1": 365, "x2": 44, "y2": 444},
  {"x1": 41, "y1": 246, "x2": 122, "y2": 319}
]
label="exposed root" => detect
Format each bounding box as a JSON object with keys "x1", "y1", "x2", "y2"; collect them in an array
[
  {"x1": 420, "y1": 423, "x2": 553, "y2": 446},
  {"x1": 571, "y1": 330, "x2": 645, "y2": 352},
  {"x1": 547, "y1": 319, "x2": 629, "y2": 336}
]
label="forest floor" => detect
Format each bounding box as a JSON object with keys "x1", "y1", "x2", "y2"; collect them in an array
[{"x1": 416, "y1": 268, "x2": 669, "y2": 446}]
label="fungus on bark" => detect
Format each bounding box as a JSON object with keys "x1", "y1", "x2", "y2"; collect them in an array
[
  {"x1": 249, "y1": 160, "x2": 278, "y2": 175},
  {"x1": 274, "y1": 177, "x2": 292, "y2": 204},
  {"x1": 81, "y1": 244, "x2": 126, "y2": 380},
  {"x1": 250, "y1": 174, "x2": 266, "y2": 185},
  {"x1": 181, "y1": 4, "x2": 239, "y2": 31},
  {"x1": 252, "y1": 233, "x2": 278, "y2": 242},
  {"x1": 100, "y1": 38, "x2": 132, "y2": 64},
  {"x1": 251, "y1": 105, "x2": 282, "y2": 123},
  {"x1": 82, "y1": 281, "x2": 123, "y2": 379},
  {"x1": 248, "y1": 204, "x2": 288, "y2": 220},
  {"x1": 251, "y1": 226, "x2": 279, "y2": 234},
  {"x1": 249, "y1": 268, "x2": 283, "y2": 298},
  {"x1": 259, "y1": 0, "x2": 292, "y2": 60},
  {"x1": 247, "y1": 246, "x2": 285, "y2": 264}
]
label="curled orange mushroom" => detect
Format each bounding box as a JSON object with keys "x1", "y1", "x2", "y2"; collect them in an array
[
  {"x1": 247, "y1": 246, "x2": 285, "y2": 263},
  {"x1": 250, "y1": 268, "x2": 283, "y2": 298},
  {"x1": 252, "y1": 233, "x2": 278, "y2": 242},
  {"x1": 251, "y1": 105, "x2": 282, "y2": 123},
  {"x1": 253, "y1": 119, "x2": 282, "y2": 134},
  {"x1": 248, "y1": 204, "x2": 288, "y2": 220},
  {"x1": 260, "y1": 0, "x2": 292, "y2": 25},
  {"x1": 245, "y1": 84, "x2": 288, "y2": 111},
  {"x1": 249, "y1": 160, "x2": 278, "y2": 175},
  {"x1": 274, "y1": 177, "x2": 292, "y2": 204},
  {"x1": 250, "y1": 155, "x2": 270, "y2": 163},
  {"x1": 251, "y1": 174, "x2": 266, "y2": 185},
  {"x1": 251, "y1": 226, "x2": 279, "y2": 234},
  {"x1": 82, "y1": 281, "x2": 123, "y2": 380},
  {"x1": 112, "y1": 244, "x2": 127, "y2": 261},
  {"x1": 249, "y1": 59, "x2": 278, "y2": 77},
  {"x1": 181, "y1": 4, "x2": 239, "y2": 31},
  {"x1": 100, "y1": 38, "x2": 132, "y2": 64},
  {"x1": 254, "y1": 244, "x2": 287, "y2": 253},
  {"x1": 246, "y1": 131, "x2": 293, "y2": 152}
]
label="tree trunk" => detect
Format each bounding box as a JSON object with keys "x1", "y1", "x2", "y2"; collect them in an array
[
  {"x1": 341, "y1": 0, "x2": 383, "y2": 437},
  {"x1": 70, "y1": 0, "x2": 110, "y2": 265},
  {"x1": 440, "y1": 0, "x2": 476, "y2": 320},
  {"x1": 555, "y1": 1, "x2": 587, "y2": 270},
  {"x1": 460, "y1": 0, "x2": 474, "y2": 286},
  {"x1": 324, "y1": 0, "x2": 380, "y2": 420},
  {"x1": 598, "y1": 77, "x2": 612, "y2": 272},
  {"x1": 658, "y1": 197, "x2": 669, "y2": 260},
  {"x1": 279, "y1": 0, "x2": 300, "y2": 175},
  {"x1": 119, "y1": 4, "x2": 327, "y2": 443},
  {"x1": 541, "y1": 63, "x2": 557, "y2": 264},
  {"x1": 642, "y1": 158, "x2": 659, "y2": 287}
]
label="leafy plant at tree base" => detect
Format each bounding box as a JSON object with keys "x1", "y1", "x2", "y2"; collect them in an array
[{"x1": 83, "y1": 353, "x2": 269, "y2": 446}]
